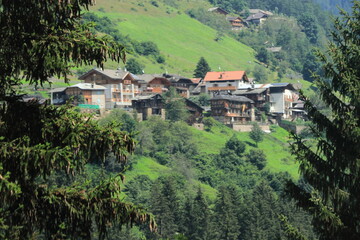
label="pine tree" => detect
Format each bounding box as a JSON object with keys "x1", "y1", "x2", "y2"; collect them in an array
[
  {"x1": 241, "y1": 183, "x2": 282, "y2": 240},
  {"x1": 193, "y1": 57, "x2": 211, "y2": 78},
  {"x1": 150, "y1": 177, "x2": 180, "y2": 239},
  {"x1": 0, "y1": 1, "x2": 154, "y2": 239},
  {"x1": 213, "y1": 185, "x2": 241, "y2": 240},
  {"x1": 287, "y1": 2, "x2": 360, "y2": 239},
  {"x1": 189, "y1": 188, "x2": 210, "y2": 240}
]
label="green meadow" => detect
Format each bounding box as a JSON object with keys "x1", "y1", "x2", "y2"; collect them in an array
[{"x1": 91, "y1": 0, "x2": 256, "y2": 76}]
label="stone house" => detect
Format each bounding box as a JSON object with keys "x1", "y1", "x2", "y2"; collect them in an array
[
  {"x1": 51, "y1": 83, "x2": 106, "y2": 110},
  {"x1": 131, "y1": 94, "x2": 165, "y2": 121},
  {"x1": 79, "y1": 68, "x2": 140, "y2": 109}
]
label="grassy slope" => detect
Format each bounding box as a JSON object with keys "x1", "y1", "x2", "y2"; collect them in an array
[
  {"x1": 89, "y1": 0, "x2": 301, "y2": 197},
  {"x1": 190, "y1": 124, "x2": 299, "y2": 177},
  {"x1": 22, "y1": 0, "x2": 314, "y2": 95},
  {"x1": 126, "y1": 156, "x2": 218, "y2": 201},
  {"x1": 90, "y1": 0, "x2": 256, "y2": 77},
  {"x1": 124, "y1": 124, "x2": 298, "y2": 200}
]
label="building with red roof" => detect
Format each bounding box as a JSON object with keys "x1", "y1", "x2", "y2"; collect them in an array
[{"x1": 204, "y1": 71, "x2": 251, "y2": 95}]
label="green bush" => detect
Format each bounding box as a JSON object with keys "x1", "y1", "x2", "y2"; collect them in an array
[{"x1": 150, "y1": 1, "x2": 159, "y2": 7}]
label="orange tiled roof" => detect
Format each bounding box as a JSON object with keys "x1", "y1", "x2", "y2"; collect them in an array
[{"x1": 204, "y1": 71, "x2": 246, "y2": 82}]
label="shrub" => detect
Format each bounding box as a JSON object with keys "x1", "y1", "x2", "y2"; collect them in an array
[
  {"x1": 125, "y1": 58, "x2": 144, "y2": 74},
  {"x1": 156, "y1": 55, "x2": 166, "y2": 64},
  {"x1": 225, "y1": 134, "x2": 246, "y2": 157},
  {"x1": 247, "y1": 149, "x2": 267, "y2": 170},
  {"x1": 150, "y1": 1, "x2": 159, "y2": 7}
]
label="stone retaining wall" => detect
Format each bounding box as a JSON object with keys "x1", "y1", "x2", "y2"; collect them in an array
[{"x1": 231, "y1": 124, "x2": 270, "y2": 132}]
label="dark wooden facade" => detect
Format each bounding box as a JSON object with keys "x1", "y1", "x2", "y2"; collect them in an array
[
  {"x1": 233, "y1": 88, "x2": 269, "y2": 110},
  {"x1": 132, "y1": 94, "x2": 165, "y2": 120},
  {"x1": 146, "y1": 77, "x2": 171, "y2": 94},
  {"x1": 185, "y1": 98, "x2": 204, "y2": 125},
  {"x1": 210, "y1": 95, "x2": 255, "y2": 124}
]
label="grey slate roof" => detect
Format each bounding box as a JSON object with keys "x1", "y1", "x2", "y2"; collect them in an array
[
  {"x1": 97, "y1": 69, "x2": 129, "y2": 79},
  {"x1": 208, "y1": 7, "x2": 229, "y2": 15},
  {"x1": 210, "y1": 95, "x2": 254, "y2": 103},
  {"x1": 233, "y1": 88, "x2": 267, "y2": 95},
  {"x1": 241, "y1": 9, "x2": 273, "y2": 15},
  {"x1": 132, "y1": 94, "x2": 163, "y2": 101},
  {"x1": 68, "y1": 83, "x2": 106, "y2": 90},
  {"x1": 246, "y1": 12, "x2": 267, "y2": 21},
  {"x1": 79, "y1": 68, "x2": 131, "y2": 80},
  {"x1": 266, "y1": 47, "x2": 282, "y2": 52},
  {"x1": 137, "y1": 74, "x2": 164, "y2": 83},
  {"x1": 50, "y1": 87, "x2": 67, "y2": 93},
  {"x1": 270, "y1": 83, "x2": 296, "y2": 91}
]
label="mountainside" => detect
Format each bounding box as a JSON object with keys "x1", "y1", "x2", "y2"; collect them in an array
[
  {"x1": 313, "y1": 0, "x2": 353, "y2": 13},
  {"x1": 91, "y1": 112, "x2": 315, "y2": 239},
  {"x1": 88, "y1": 0, "x2": 256, "y2": 77}
]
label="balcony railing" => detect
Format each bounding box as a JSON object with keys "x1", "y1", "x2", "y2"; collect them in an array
[
  {"x1": 113, "y1": 89, "x2": 138, "y2": 93},
  {"x1": 225, "y1": 112, "x2": 250, "y2": 117}
]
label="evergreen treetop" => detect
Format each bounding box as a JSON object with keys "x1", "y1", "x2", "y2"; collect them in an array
[
  {"x1": 287, "y1": 1, "x2": 360, "y2": 239},
  {"x1": 193, "y1": 57, "x2": 211, "y2": 78},
  {"x1": 0, "y1": 1, "x2": 154, "y2": 239}
]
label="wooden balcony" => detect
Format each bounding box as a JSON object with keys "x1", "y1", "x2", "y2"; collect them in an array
[
  {"x1": 225, "y1": 112, "x2": 250, "y2": 117},
  {"x1": 208, "y1": 86, "x2": 236, "y2": 91}
]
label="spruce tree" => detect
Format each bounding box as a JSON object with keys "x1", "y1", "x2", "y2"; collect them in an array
[
  {"x1": 0, "y1": 1, "x2": 154, "y2": 239},
  {"x1": 150, "y1": 177, "x2": 179, "y2": 238},
  {"x1": 287, "y1": 2, "x2": 360, "y2": 239},
  {"x1": 193, "y1": 57, "x2": 211, "y2": 78},
  {"x1": 190, "y1": 188, "x2": 210, "y2": 240},
  {"x1": 241, "y1": 183, "x2": 282, "y2": 240},
  {"x1": 213, "y1": 185, "x2": 240, "y2": 240}
]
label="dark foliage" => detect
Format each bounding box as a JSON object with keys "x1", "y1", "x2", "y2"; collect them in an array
[
  {"x1": 193, "y1": 57, "x2": 211, "y2": 78},
  {"x1": 287, "y1": 2, "x2": 360, "y2": 239}
]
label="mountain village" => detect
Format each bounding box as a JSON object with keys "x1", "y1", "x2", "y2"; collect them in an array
[{"x1": 48, "y1": 67, "x2": 305, "y2": 132}]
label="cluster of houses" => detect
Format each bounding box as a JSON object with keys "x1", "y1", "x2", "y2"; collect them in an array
[
  {"x1": 208, "y1": 7, "x2": 273, "y2": 30},
  {"x1": 51, "y1": 68, "x2": 305, "y2": 127}
]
